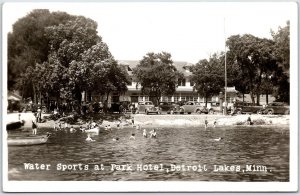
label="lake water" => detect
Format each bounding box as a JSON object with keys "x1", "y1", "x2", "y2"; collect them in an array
[{"x1": 7, "y1": 125, "x2": 289, "y2": 181}]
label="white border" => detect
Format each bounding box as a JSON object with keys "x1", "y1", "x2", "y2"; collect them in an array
[{"x1": 2, "y1": 1, "x2": 298, "y2": 192}]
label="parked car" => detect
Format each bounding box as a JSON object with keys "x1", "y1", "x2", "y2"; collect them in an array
[
  {"x1": 136, "y1": 101, "x2": 160, "y2": 114},
  {"x1": 259, "y1": 102, "x2": 290, "y2": 115},
  {"x1": 234, "y1": 102, "x2": 263, "y2": 114},
  {"x1": 158, "y1": 102, "x2": 177, "y2": 114},
  {"x1": 180, "y1": 101, "x2": 214, "y2": 114}
]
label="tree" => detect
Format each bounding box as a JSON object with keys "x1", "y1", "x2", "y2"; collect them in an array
[
  {"x1": 8, "y1": 9, "x2": 75, "y2": 91},
  {"x1": 190, "y1": 53, "x2": 224, "y2": 106},
  {"x1": 133, "y1": 52, "x2": 183, "y2": 105},
  {"x1": 271, "y1": 21, "x2": 290, "y2": 77},
  {"x1": 226, "y1": 34, "x2": 278, "y2": 105}
]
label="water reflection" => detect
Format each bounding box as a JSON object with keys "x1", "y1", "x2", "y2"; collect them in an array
[{"x1": 8, "y1": 125, "x2": 289, "y2": 181}]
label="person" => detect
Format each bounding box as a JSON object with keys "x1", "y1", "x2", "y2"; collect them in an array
[
  {"x1": 136, "y1": 124, "x2": 141, "y2": 130},
  {"x1": 79, "y1": 126, "x2": 85, "y2": 132},
  {"x1": 37, "y1": 107, "x2": 42, "y2": 123},
  {"x1": 86, "y1": 134, "x2": 95, "y2": 142},
  {"x1": 150, "y1": 129, "x2": 157, "y2": 138},
  {"x1": 54, "y1": 123, "x2": 57, "y2": 131},
  {"x1": 143, "y1": 129, "x2": 147, "y2": 138},
  {"x1": 213, "y1": 119, "x2": 217, "y2": 128},
  {"x1": 247, "y1": 114, "x2": 252, "y2": 125},
  {"x1": 204, "y1": 117, "x2": 208, "y2": 129},
  {"x1": 130, "y1": 133, "x2": 135, "y2": 140},
  {"x1": 131, "y1": 117, "x2": 135, "y2": 127},
  {"x1": 112, "y1": 137, "x2": 119, "y2": 141},
  {"x1": 64, "y1": 122, "x2": 69, "y2": 130},
  {"x1": 107, "y1": 125, "x2": 111, "y2": 130},
  {"x1": 58, "y1": 123, "x2": 62, "y2": 130},
  {"x1": 116, "y1": 121, "x2": 121, "y2": 130},
  {"x1": 32, "y1": 113, "x2": 38, "y2": 135},
  {"x1": 70, "y1": 126, "x2": 75, "y2": 133},
  {"x1": 91, "y1": 121, "x2": 97, "y2": 128}
]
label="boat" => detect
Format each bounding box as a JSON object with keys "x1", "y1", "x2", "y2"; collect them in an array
[
  {"x1": 7, "y1": 134, "x2": 50, "y2": 146},
  {"x1": 84, "y1": 127, "x2": 100, "y2": 135},
  {"x1": 6, "y1": 120, "x2": 25, "y2": 131}
]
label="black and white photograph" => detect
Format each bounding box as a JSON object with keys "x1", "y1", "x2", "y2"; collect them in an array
[{"x1": 2, "y1": 1, "x2": 298, "y2": 192}]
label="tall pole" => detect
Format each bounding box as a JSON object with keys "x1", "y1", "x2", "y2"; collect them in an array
[{"x1": 224, "y1": 17, "x2": 227, "y2": 115}]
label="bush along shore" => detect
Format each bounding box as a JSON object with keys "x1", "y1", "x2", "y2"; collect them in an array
[{"x1": 8, "y1": 112, "x2": 289, "y2": 130}]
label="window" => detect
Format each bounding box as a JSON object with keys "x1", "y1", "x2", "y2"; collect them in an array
[
  {"x1": 178, "y1": 79, "x2": 186, "y2": 86},
  {"x1": 144, "y1": 96, "x2": 149, "y2": 101},
  {"x1": 174, "y1": 96, "x2": 179, "y2": 102}
]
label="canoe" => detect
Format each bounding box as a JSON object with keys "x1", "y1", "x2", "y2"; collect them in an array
[
  {"x1": 6, "y1": 120, "x2": 25, "y2": 131},
  {"x1": 84, "y1": 127, "x2": 100, "y2": 134},
  {"x1": 7, "y1": 134, "x2": 50, "y2": 146}
]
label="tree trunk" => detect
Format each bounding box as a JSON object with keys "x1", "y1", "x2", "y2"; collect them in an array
[
  {"x1": 205, "y1": 95, "x2": 208, "y2": 107},
  {"x1": 256, "y1": 93, "x2": 260, "y2": 106},
  {"x1": 266, "y1": 91, "x2": 269, "y2": 105},
  {"x1": 250, "y1": 92, "x2": 255, "y2": 105},
  {"x1": 242, "y1": 93, "x2": 245, "y2": 103}
]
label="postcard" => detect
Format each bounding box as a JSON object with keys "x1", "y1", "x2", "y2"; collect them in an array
[{"x1": 2, "y1": 1, "x2": 298, "y2": 192}]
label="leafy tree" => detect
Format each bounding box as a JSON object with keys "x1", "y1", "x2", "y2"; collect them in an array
[
  {"x1": 191, "y1": 53, "x2": 224, "y2": 106},
  {"x1": 226, "y1": 34, "x2": 278, "y2": 105},
  {"x1": 133, "y1": 52, "x2": 183, "y2": 105},
  {"x1": 8, "y1": 9, "x2": 75, "y2": 91},
  {"x1": 271, "y1": 21, "x2": 290, "y2": 77}
]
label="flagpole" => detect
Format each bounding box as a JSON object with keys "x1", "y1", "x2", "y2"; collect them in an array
[{"x1": 224, "y1": 17, "x2": 227, "y2": 115}]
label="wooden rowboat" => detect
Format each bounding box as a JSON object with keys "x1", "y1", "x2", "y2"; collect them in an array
[
  {"x1": 7, "y1": 134, "x2": 50, "y2": 146},
  {"x1": 84, "y1": 127, "x2": 100, "y2": 135}
]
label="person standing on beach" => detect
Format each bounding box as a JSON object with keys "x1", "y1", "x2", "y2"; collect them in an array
[
  {"x1": 247, "y1": 114, "x2": 252, "y2": 125},
  {"x1": 131, "y1": 117, "x2": 135, "y2": 127},
  {"x1": 32, "y1": 113, "x2": 38, "y2": 135}
]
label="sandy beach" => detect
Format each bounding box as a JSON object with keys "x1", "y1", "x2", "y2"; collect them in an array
[{"x1": 5, "y1": 112, "x2": 290, "y2": 130}]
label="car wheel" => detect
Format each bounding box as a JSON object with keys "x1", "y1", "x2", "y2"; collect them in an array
[
  {"x1": 196, "y1": 109, "x2": 201, "y2": 114},
  {"x1": 209, "y1": 109, "x2": 214, "y2": 114},
  {"x1": 146, "y1": 111, "x2": 149, "y2": 115},
  {"x1": 236, "y1": 110, "x2": 242, "y2": 115},
  {"x1": 257, "y1": 110, "x2": 262, "y2": 114},
  {"x1": 267, "y1": 110, "x2": 273, "y2": 115}
]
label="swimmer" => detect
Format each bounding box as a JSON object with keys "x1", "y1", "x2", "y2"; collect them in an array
[
  {"x1": 136, "y1": 124, "x2": 141, "y2": 130},
  {"x1": 213, "y1": 137, "x2": 222, "y2": 141},
  {"x1": 86, "y1": 134, "x2": 95, "y2": 142},
  {"x1": 54, "y1": 123, "x2": 57, "y2": 131},
  {"x1": 70, "y1": 126, "x2": 75, "y2": 133},
  {"x1": 112, "y1": 137, "x2": 120, "y2": 141},
  {"x1": 150, "y1": 129, "x2": 157, "y2": 138},
  {"x1": 204, "y1": 117, "x2": 208, "y2": 129},
  {"x1": 79, "y1": 126, "x2": 85, "y2": 132},
  {"x1": 106, "y1": 125, "x2": 112, "y2": 131},
  {"x1": 213, "y1": 119, "x2": 217, "y2": 128},
  {"x1": 130, "y1": 133, "x2": 135, "y2": 140},
  {"x1": 143, "y1": 129, "x2": 147, "y2": 138}
]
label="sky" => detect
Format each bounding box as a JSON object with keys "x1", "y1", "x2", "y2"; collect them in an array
[{"x1": 2, "y1": 2, "x2": 296, "y2": 63}]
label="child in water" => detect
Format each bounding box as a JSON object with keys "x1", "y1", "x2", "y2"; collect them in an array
[
  {"x1": 86, "y1": 134, "x2": 95, "y2": 142},
  {"x1": 143, "y1": 129, "x2": 147, "y2": 138},
  {"x1": 213, "y1": 119, "x2": 217, "y2": 128},
  {"x1": 70, "y1": 126, "x2": 75, "y2": 133},
  {"x1": 150, "y1": 129, "x2": 157, "y2": 138},
  {"x1": 204, "y1": 117, "x2": 208, "y2": 129},
  {"x1": 112, "y1": 137, "x2": 119, "y2": 141},
  {"x1": 130, "y1": 133, "x2": 136, "y2": 140}
]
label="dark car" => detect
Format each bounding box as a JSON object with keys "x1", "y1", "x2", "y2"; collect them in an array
[
  {"x1": 158, "y1": 102, "x2": 177, "y2": 114},
  {"x1": 180, "y1": 101, "x2": 214, "y2": 114},
  {"x1": 260, "y1": 102, "x2": 290, "y2": 115},
  {"x1": 136, "y1": 101, "x2": 160, "y2": 114},
  {"x1": 234, "y1": 102, "x2": 262, "y2": 114}
]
